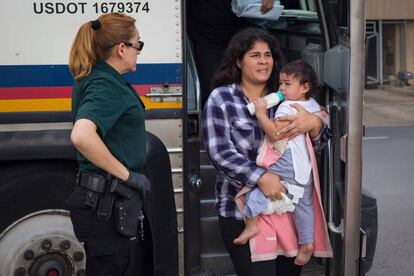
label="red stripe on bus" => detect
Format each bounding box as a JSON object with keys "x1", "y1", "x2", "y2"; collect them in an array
[
  {"x1": 0, "y1": 84, "x2": 181, "y2": 100},
  {"x1": 0, "y1": 87, "x2": 72, "y2": 100}
]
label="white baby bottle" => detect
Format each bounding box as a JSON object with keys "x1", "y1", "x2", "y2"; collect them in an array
[{"x1": 247, "y1": 90, "x2": 284, "y2": 115}]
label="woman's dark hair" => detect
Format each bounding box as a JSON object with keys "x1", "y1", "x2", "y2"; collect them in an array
[
  {"x1": 211, "y1": 28, "x2": 285, "y2": 93},
  {"x1": 280, "y1": 60, "x2": 317, "y2": 99}
]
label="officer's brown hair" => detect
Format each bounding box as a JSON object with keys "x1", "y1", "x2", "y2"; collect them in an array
[{"x1": 69, "y1": 13, "x2": 136, "y2": 81}]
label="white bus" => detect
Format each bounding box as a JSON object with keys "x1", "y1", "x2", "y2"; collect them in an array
[{"x1": 0, "y1": 0, "x2": 376, "y2": 275}]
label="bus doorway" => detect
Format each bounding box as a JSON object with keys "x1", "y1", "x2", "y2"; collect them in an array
[{"x1": 184, "y1": 0, "x2": 377, "y2": 275}]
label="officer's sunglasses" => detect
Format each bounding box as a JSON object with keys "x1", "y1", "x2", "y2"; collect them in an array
[{"x1": 124, "y1": 41, "x2": 144, "y2": 52}]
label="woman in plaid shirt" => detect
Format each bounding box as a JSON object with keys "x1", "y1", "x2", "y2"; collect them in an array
[{"x1": 203, "y1": 28, "x2": 330, "y2": 275}]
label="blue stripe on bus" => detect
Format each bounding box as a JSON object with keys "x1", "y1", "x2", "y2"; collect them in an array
[{"x1": 0, "y1": 64, "x2": 182, "y2": 87}]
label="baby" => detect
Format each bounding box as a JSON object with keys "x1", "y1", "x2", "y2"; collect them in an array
[{"x1": 235, "y1": 60, "x2": 322, "y2": 266}]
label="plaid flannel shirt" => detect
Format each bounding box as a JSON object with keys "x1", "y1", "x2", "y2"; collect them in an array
[{"x1": 203, "y1": 83, "x2": 330, "y2": 220}]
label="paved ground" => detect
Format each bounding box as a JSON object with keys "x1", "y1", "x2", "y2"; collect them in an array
[
  {"x1": 363, "y1": 85, "x2": 414, "y2": 127},
  {"x1": 363, "y1": 126, "x2": 414, "y2": 276},
  {"x1": 362, "y1": 85, "x2": 414, "y2": 276}
]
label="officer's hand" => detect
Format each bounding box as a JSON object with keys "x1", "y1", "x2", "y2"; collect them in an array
[{"x1": 123, "y1": 171, "x2": 151, "y2": 200}]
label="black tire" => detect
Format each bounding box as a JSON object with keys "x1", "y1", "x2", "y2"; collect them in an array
[{"x1": 0, "y1": 160, "x2": 77, "y2": 232}]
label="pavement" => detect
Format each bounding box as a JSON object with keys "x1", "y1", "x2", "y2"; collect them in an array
[
  {"x1": 362, "y1": 84, "x2": 414, "y2": 276},
  {"x1": 363, "y1": 125, "x2": 414, "y2": 276},
  {"x1": 363, "y1": 85, "x2": 414, "y2": 127}
]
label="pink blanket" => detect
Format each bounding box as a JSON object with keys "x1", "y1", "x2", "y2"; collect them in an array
[{"x1": 236, "y1": 133, "x2": 333, "y2": 262}]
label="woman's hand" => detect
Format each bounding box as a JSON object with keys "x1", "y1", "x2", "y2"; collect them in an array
[
  {"x1": 257, "y1": 172, "x2": 286, "y2": 200},
  {"x1": 261, "y1": 0, "x2": 275, "y2": 14},
  {"x1": 254, "y1": 97, "x2": 268, "y2": 117},
  {"x1": 276, "y1": 103, "x2": 323, "y2": 140}
]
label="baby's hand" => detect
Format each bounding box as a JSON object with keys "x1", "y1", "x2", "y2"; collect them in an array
[{"x1": 254, "y1": 98, "x2": 268, "y2": 116}]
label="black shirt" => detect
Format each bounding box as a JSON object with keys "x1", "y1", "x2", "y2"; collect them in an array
[{"x1": 188, "y1": 0, "x2": 249, "y2": 44}]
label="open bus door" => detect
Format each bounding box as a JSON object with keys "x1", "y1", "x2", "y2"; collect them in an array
[
  {"x1": 184, "y1": 0, "x2": 377, "y2": 275},
  {"x1": 324, "y1": 0, "x2": 378, "y2": 275},
  {"x1": 321, "y1": 0, "x2": 374, "y2": 275}
]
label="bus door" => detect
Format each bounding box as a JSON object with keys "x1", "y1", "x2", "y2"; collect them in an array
[
  {"x1": 184, "y1": 0, "x2": 376, "y2": 275},
  {"x1": 320, "y1": 0, "x2": 374, "y2": 275},
  {"x1": 184, "y1": 0, "x2": 334, "y2": 275}
]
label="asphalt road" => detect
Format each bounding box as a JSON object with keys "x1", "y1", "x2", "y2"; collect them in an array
[
  {"x1": 363, "y1": 126, "x2": 414, "y2": 276},
  {"x1": 363, "y1": 87, "x2": 414, "y2": 276}
]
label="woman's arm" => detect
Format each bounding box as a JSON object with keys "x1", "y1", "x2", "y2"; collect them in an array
[
  {"x1": 276, "y1": 103, "x2": 331, "y2": 151},
  {"x1": 255, "y1": 99, "x2": 292, "y2": 143},
  {"x1": 255, "y1": 98, "x2": 279, "y2": 140},
  {"x1": 71, "y1": 118, "x2": 129, "y2": 181},
  {"x1": 276, "y1": 103, "x2": 324, "y2": 139},
  {"x1": 203, "y1": 93, "x2": 267, "y2": 189},
  {"x1": 252, "y1": 98, "x2": 287, "y2": 198},
  {"x1": 204, "y1": 95, "x2": 286, "y2": 199}
]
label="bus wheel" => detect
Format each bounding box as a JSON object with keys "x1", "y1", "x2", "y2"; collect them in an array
[{"x1": 0, "y1": 210, "x2": 86, "y2": 276}]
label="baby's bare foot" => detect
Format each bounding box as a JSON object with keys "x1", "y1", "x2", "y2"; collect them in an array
[
  {"x1": 233, "y1": 224, "x2": 259, "y2": 245},
  {"x1": 294, "y1": 243, "x2": 314, "y2": 265}
]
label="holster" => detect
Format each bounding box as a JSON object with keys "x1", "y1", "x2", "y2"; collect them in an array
[
  {"x1": 96, "y1": 174, "x2": 115, "y2": 221},
  {"x1": 77, "y1": 172, "x2": 106, "y2": 210},
  {"x1": 77, "y1": 172, "x2": 144, "y2": 237},
  {"x1": 111, "y1": 178, "x2": 143, "y2": 237},
  {"x1": 77, "y1": 172, "x2": 115, "y2": 220}
]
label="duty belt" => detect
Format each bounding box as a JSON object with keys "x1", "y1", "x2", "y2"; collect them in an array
[
  {"x1": 77, "y1": 172, "x2": 106, "y2": 193},
  {"x1": 76, "y1": 171, "x2": 145, "y2": 239},
  {"x1": 76, "y1": 172, "x2": 137, "y2": 220}
]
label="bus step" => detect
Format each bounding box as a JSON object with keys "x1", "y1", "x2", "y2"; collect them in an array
[
  {"x1": 200, "y1": 216, "x2": 226, "y2": 253},
  {"x1": 196, "y1": 255, "x2": 325, "y2": 276},
  {"x1": 200, "y1": 199, "x2": 216, "y2": 217},
  {"x1": 199, "y1": 253, "x2": 235, "y2": 276},
  {"x1": 302, "y1": 257, "x2": 326, "y2": 276},
  {"x1": 200, "y1": 165, "x2": 217, "y2": 200},
  {"x1": 200, "y1": 149, "x2": 210, "y2": 165}
]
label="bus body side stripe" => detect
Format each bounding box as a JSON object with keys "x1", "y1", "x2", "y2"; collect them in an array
[{"x1": 0, "y1": 63, "x2": 181, "y2": 87}]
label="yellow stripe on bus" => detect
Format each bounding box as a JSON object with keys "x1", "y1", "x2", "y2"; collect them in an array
[
  {"x1": 0, "y1": 97, "x2": 182, "y2": 112},
  {"x1": 141, "y1": 97, "x2": 182, "y2": 110},
  {"x1": 0, "y1": 99, "x2": 72, "y2": 112}
]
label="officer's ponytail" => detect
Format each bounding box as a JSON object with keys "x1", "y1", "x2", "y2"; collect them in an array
[{"x1": 69, "y1": 13, "x2": 136, "y2": 81}]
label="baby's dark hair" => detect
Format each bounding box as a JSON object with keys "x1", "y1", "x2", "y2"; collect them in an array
[{"x1": 280, "y1": 60, "x2": 317, "y2": 99}]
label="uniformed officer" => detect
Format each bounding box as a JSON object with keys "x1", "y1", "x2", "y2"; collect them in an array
[{"x1": 66, "y1": 13, "x2": 150, "y2": 275}]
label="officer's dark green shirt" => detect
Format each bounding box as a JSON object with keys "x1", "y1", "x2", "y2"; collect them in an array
[{"x1": 72, "y1": 61, "x2": 146, "y2": 173}]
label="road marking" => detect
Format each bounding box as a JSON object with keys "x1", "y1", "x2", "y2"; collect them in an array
[{"x1": 363, "y1": 136, "x2": 389, "y2": 140}]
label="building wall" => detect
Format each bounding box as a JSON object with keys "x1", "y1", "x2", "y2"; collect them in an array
[
  {"x1": 366, "y1": 0, "x2": 414, "y2": 20},
  {"x1": 366, "y1": 0, "x2": 414, "y2": 85}
]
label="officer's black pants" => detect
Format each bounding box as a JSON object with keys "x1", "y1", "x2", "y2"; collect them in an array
[
  {"x1": 219, "y1": 215, "x2": 302, "y2": 276},
  {"x1": 69, "y1": 205, "x2": 144, "y2": 276},
  {"x1": 86, "y1": 241, "x2": 143, "y2": 276}
]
